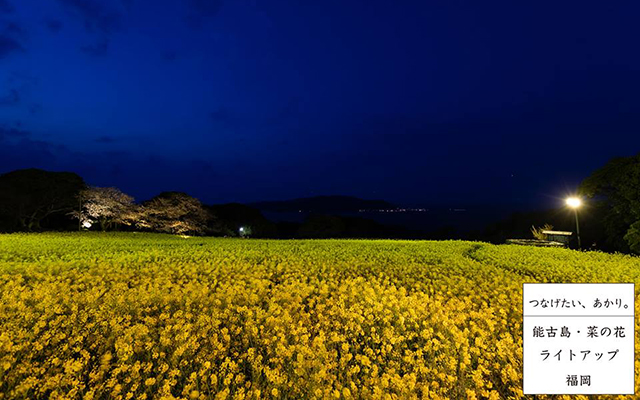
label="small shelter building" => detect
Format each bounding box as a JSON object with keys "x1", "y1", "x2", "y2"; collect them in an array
[{"x1": 542, "y1": 230, "x2": 573, "y2": 245}]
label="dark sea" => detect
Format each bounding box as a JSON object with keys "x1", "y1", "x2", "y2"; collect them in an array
[{"x1": 262, "y1": 205, "x2": 521, "y2": 235}]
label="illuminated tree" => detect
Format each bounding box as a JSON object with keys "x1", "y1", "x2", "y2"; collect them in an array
[
  {"x1": 136, "y1": 192, "x2": 208, "y2": 235},
  {"x1": 69, "y1": 186, "x2": 136, "y2": 231}
]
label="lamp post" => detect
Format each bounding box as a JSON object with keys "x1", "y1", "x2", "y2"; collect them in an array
[{"x1": 566, "y1": 197, "x2": 582, "y2": 249}]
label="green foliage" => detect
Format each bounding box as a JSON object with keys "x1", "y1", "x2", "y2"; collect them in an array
[
  {"x1": 238, "y1": 225, "x2": 252, "y2": 237},
  {"x1": 624, "y1": 221, "x2": 640, "y2": 254}
]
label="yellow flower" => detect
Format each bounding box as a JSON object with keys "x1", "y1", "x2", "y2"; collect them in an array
[{"x1": 2, "y1": 234, "x2": 635, "y2": 399}]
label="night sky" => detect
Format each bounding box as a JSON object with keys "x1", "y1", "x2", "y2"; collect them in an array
[{"x1": 1, "y1": 0, "x2": 639, "y2": 208}]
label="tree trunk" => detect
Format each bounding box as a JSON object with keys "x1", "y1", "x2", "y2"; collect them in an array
[{"x1": 78, "y1": 198, "x2": 82, "y2": 231}]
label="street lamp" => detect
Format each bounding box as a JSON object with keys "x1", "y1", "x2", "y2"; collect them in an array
[{"x1": 566, "y1": 197, "x2": 582, "y2": 249}]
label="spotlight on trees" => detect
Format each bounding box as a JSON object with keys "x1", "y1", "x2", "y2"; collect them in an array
[{"x1": 239, "y1": 226, "x2": 251, "y2": 237}]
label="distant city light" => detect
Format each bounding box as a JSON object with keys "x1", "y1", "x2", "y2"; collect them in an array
[
  {"x1": 565, "y1": 197, "x2": 582, "y2": 209},
  {"x1": 357, "y1": 208, "x2": 428, "y2": 213},
  {"x1": 239, "y1": 227, "x2": 245, "y2": 232}
]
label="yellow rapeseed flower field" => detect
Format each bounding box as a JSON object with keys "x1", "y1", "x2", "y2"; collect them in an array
[{"x1": 0, "y1": 233, "x2": 638, "y2": 399}]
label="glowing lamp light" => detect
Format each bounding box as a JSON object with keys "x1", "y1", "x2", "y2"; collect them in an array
[
  {"x1": 82, "y1": 221, "x2": 92, "y2": 229},
  {"x1": 565, "y1": 196, "x2": 583, "y2": 249},
  {"x1": 565, "y1": 197, "x2": 582, "y2": 209}
]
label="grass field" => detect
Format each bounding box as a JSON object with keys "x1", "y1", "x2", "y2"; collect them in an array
[{"x1": 0, "y1": 233, "x2": 638, "y2": 399}]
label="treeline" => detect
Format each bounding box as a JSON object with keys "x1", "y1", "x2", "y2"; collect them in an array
[
  {"x1": 0, "y1": 169, "x2": 213, "y2": 235},
  {"x1": 2, "y1": 151, "x2": 640, "y2": 252},
  {"x1": 0, "y1": 169, "x2": 419, "y2": 239},
  {"x1": 0, "y1": 169, "x2": 268, "y2": 237}
]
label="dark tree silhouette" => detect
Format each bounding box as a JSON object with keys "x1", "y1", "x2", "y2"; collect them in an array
[
  {"x1": 298, "y1": 214, "x2": 347, "y2": 238},
  {"x1": 579, "y1": 153, "x2": 640, "y2": 252},
  {"x1": 205, "y1": 203, "x2": 275, "y2": 237},
  {"x1": 0, "y1": 169, "x2": 86, "y2": 231}
]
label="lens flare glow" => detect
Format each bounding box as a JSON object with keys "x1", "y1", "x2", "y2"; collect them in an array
[{"x1": 566, "y1": 197, "x2": 582, "y2": 208}]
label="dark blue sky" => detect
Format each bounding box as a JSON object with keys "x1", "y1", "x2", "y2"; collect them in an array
[{"x1": 1, "y1": 0, "x2": 639, "y2": 207}]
